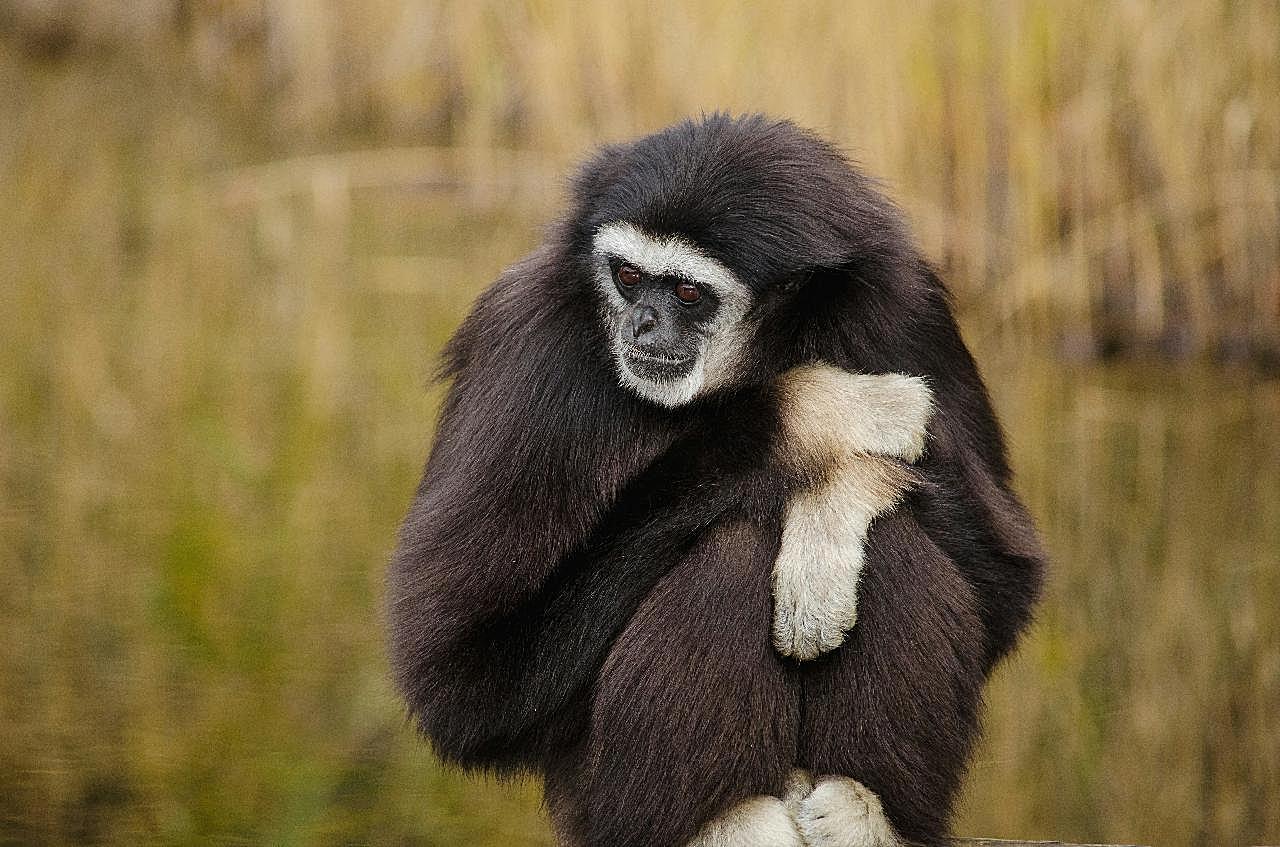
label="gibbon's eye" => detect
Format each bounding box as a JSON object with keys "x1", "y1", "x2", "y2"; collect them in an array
[
  {"x1": 617, "y1": 264, "x2": 642, "y2": 287},
  {"x1": 674, "y1": 281, "x2": 702, "y2": 304}
]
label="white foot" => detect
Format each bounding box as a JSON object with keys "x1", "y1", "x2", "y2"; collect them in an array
[
  {"x1": 793, "y1": 777, "x2": 901, "y2": 847},
  {"x1": 686, "y1": 794, "x2": 804, "y2": 847}
]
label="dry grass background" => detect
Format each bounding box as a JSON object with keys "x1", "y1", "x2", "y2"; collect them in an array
[{"x1": 1, "y1": 1, "x2": 1278, "y2": 844}]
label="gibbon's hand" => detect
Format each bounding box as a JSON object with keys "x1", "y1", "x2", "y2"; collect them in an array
[{"x1": 770, "y1": 366, "x2": 933, "y2": 661}]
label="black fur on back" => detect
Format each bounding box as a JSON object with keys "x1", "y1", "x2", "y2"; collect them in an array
[{"x1": 386, "y1": 114, "x2": 1045, "y2": 847}]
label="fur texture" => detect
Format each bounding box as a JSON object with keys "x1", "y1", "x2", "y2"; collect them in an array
[{"x1": 386, "y1": 114, "x2": 1046, "y2": 847}]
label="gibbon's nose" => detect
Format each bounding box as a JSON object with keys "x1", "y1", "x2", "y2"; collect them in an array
[{"x1": 630, "y1": 304, "x2": 660, "y2": 341}]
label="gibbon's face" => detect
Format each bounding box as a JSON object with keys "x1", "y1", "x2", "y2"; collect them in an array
[{"x1": 592, "y1": 221, "x2": 756, "y2": 408}]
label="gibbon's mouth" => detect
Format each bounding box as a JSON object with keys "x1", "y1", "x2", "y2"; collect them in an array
[
  {"x1": 624, "y1": 347, "x2": 690, "y2": 365},
  {"x1": 620, "y1": 346, "x2": 695, "y2": 381}
]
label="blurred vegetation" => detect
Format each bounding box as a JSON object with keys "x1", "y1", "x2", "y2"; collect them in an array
[{"x1": 0, "y1": 1, "x2": 1277, "y2": 845}]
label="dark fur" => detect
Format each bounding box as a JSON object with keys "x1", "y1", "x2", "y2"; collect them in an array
[{"x1": 386, "y1": 114, "x2": 1046, "y2": 847}]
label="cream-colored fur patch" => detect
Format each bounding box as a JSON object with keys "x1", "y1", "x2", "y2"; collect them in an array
[
  {"x1": 772, "y1": 365, "x2": 933, "y2": 661},
  {"x1": 777, "y1": 364, "x2": 933, "y2": 466},
  {"x1": 793, "y1": 777, "x2": 902, "y2": 847},
  {"x1": 685, "y1": 794, "x2": 804, "y2": 847}
]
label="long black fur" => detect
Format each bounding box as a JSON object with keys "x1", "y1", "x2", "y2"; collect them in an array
[{"x1": 386, "y1": 114, "x2": 1046, "y2": 847}]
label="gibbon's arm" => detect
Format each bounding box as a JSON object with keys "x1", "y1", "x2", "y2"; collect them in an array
[
  {"x1": 802, "y1": 267, "x2": 1046, "y2": 672},
  {"x1": 769, "y1": 365, "x2": 934, "y2": 660},
  {"x1": 387, "y1": 249, "x2": 688, "y2": 768},
  {"x1": 389, "y1": 419, "x2": 767, "y2": 772}
]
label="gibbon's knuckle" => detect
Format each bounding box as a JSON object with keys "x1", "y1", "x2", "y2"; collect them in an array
[
  {"x1": 866, "y1": 374, "x2": 934, "y2": 460},
  {"x1": 779, "y1": 632, "x2": 809, "y2": 660},
  {"x1": 818, "y1": 623, "x2": 849, "y2": 655},
  {"x1": 900, "y1": 380, "x2": 935, "y2": 460},
  {"x1": 772, "y1": 619, "x2": 796, "y2": 657},
  {"x1": 814, "y1": 630, "x2": 845, "y2": 658},
  {"x1": 772, "y1": 586, "x2": 796, "y2": 630},
  {"x1": 772, "y1": 610, "x2": 797, "y2": 656},
  {"x1": 777, "y1": 368, "x2": 936, "y2": 463},
  {"x1": 772, "y1": 605, "x2": 791, "y2": 637},
  {"x1": 788, "y1": 610, "x2": 819, "y2": 658}
]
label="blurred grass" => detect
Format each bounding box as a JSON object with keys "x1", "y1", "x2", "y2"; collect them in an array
[
  {"x1": 6, "y1": 0, "x2": 1277, "y2": 356},
  {"x1": 0, "y1": 2, "x2": 1278, "y2": 845}
]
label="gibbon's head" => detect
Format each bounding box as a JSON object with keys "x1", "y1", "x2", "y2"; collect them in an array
[{"x1": 567, "y1": 114, "x2": 915, "y2": 408}]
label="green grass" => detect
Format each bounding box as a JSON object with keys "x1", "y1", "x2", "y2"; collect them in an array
[{"x1": 1, "y1": 6, "x2": 1278, "y2": 844}]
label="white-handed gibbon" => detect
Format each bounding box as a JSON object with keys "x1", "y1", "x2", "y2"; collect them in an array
[{"x1": 387, "y1": 114, "x2": 1046, "y2": 847}]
